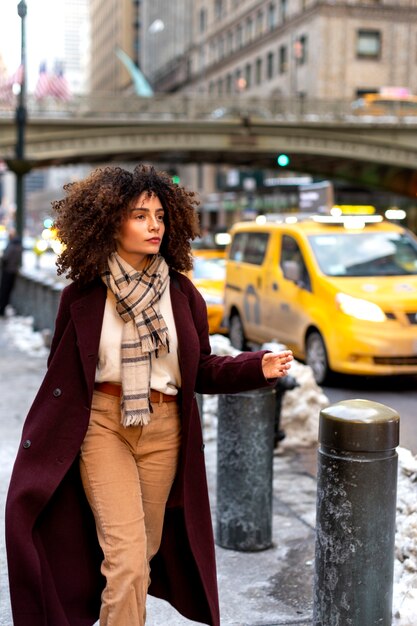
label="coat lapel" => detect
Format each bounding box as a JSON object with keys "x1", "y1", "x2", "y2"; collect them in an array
[
  {"x1": 170, "y1": 280, "x2": 200, "y2": 402},
  {"x1": 70, "y1": 283, "x2": 106, "y2": 397}
]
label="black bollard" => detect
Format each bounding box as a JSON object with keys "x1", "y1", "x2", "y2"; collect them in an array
[
  {"x1": 216, "y1": 388, "x2": 275, "y2": 551},
  {"x1": 313, "y1": 399, "x2": 399, "y2": 626}
]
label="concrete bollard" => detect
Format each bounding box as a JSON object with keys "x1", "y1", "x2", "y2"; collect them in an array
[
  {"x1": 313, "y1": 399, "x2": 399, "y2": 626},
  {"x1": 216, "y1": 388, "x2": 275, "y2": 551}
]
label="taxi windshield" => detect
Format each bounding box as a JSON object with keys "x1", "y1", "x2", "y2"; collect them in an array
[
  {"x1": 193, "y1": 256, "x2": 226, "y2": 280},
  {"x1": 308, "y1": 231, "x2": 417, "y2": 277}
]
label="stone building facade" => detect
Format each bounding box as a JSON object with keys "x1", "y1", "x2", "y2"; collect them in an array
[
  {"x1": 180, "y1": 0, "x2": 417, "y2": 100},
  {"x1": 88, "y1": 1, "x2": 417, "y2": 228},
  {"x1": 90, "y1": 0, "x2": 136, "y2": 93}
]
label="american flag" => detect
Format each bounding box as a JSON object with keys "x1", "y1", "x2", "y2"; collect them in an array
[
  {"x1": 0, "y1": 64, "x2": 24, "y2": 103},
  {"x1": 48, "y1": 63, "x2": 71, "y2": 101},
  {"x1": 34, "y1": 62, "x2": 52, "y2": 100}
]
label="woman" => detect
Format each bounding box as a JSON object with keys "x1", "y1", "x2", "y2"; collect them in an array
[
  {"x1": 0, "y1": 228, "x2": 23, "y2": 316},
  {"x1": 6, "y1": 164, "x2": 293, "y2": 626}
]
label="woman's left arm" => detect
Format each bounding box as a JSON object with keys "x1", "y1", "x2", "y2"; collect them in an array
[{"x1": 184, "y1": 277, "x2": 293, "y2": 395}]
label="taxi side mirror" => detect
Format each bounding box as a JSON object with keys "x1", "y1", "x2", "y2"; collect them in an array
[{"x1": 282, "y1": 260, "x2": 301, "y2": 283}]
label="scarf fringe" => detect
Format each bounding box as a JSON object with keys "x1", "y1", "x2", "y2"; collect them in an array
[{"x1": 121, "y1": 409, "x2": 151, "y2": 428}]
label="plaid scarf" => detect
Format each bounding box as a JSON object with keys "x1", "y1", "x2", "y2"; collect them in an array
[{"x1": 102, "y1": 252, "x2": 170, "y2": 427}]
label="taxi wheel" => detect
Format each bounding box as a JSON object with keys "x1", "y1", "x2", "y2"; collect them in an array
[
  {"x1": 229, "y1": 314, "x2": 247, "y2": 351},
  {"x1": 305, "y1": 330, "x2": 330, "y2": 385}
]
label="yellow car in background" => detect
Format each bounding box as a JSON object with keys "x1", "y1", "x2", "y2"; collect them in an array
[
  {"x1": 190, "y1": 249, "x2": 227, "y2": 335},
  {"x1": 224, "y1": 214, "x2": 417, "y2": 383},
  {"x1": 351, "y1": 93, "x2": 417, "y2": 116}
]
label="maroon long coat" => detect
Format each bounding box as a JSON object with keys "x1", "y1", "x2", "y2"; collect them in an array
[{"x1": 6, "y1": 270, "x2": 272, "y2": 626}]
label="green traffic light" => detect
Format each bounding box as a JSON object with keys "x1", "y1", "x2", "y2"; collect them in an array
[
  {"x1": 172, "y1": 175, "x2": 180, "y2": 184},
  {"x1": 277, "y1": 154, "x2": 290, "y2": 167},
  {"x1": 43, "y1": 217, "x2": 54, "y2": 228}
]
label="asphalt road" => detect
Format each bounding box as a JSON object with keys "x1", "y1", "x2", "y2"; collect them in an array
[{"x1": 323, "y1": 373, "x2": 417, "y2": 454}]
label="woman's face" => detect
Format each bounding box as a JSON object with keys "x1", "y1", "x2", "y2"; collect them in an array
[{"x1": 115, "y1": 192, "x2": 165, "y2": 270}]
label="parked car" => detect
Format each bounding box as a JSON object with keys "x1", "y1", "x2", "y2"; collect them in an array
[
  {"x1": 190, "y1": 249, "x2": 227, "y2": 335},
  {"x1": 223, "y1": 213, "x2": 417, "y2": 383}
]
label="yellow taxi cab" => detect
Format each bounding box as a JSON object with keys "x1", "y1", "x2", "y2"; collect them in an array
[
  {"x1": 351, "y1": 93, "x2": 417, "y2": 116},
  {"x1": 224, "y1": 213, "x2": 417, "y2": 383},
  {"x1": 189, "y1": 247, "x2": 228, "y2": 335}
]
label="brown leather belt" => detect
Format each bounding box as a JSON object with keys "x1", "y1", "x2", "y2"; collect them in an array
[{"x1": 94, "y1": 381, "x2": 177, "y2": 403}]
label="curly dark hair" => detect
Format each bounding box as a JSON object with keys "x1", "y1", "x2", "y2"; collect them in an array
[{"x1": 53, "y1": 164, "x2": 200, "y2": 284}]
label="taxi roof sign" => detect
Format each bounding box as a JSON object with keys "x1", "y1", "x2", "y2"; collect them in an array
[{"x1": 332, "y1": 205, "x2": 376, "y2": 215}]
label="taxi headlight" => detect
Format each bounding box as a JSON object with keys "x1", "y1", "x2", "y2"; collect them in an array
[{"x1": 336, "y1": 293, "x2": 386, "y2": 322}]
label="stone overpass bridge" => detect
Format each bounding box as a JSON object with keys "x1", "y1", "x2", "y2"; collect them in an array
[{"x1": 1, "y1": 94, "x2": 417, "y2": 196}]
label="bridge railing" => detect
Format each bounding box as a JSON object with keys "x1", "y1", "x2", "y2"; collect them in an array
[{"x1": 2, "y1": 93, "x2": 414, "y2": 124}]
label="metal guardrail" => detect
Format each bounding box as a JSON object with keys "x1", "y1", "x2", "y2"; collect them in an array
[
  {"x1": 2, "y1": 94, "x2": 417, "y2": 125},
  {"x1": 10, "y1": 270, "x2": 66, "y2": 337}
]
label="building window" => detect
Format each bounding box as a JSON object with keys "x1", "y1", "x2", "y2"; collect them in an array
[
  {"x1": 357, "y1": 30, "x2": 381, "y2": 59},
  {"x1": 268, "y1": 3, "x2": 276, "y2": 31},
  {"x1": 226, "y1": 73, "x2": 233, "y2": 93},
  {"x1": 280, "y1": 0, "x2": 287, "y2": 23},
  {"x1": 199, "y1": 46, "x2": 206, "y2": 72},
  {"x1": 255, "y1": 57, "x2": 262, "y2": 85},
  {"x1": 218, "y1": 36, "x2": 225, "y2": 60},
  {"x1": 218, "y1": 78, "x2": 223, "y2": 96},
  {"x1": 236, "y1": 23, "x2": 243, "y2": 49},
  {"x1": 245, "y1": 63, "x2": 252, "y2": 88},
  {"x1": 210, "y1": 40, "x2": 216, "y2": 63},
  {"x1": 234, "y1": 68, "x2": 242, "y2": 91},
  {"x1": 256, "y1": 10, "x2": 263, "y2": 36},
  {"x1": 246, "y1": 17, "x2": 253, "y2": 43},
  {"x1": 199, "y1": 8, "x2": 207, "y2": 33},
  {"x1": 267, "y1": 51, "x2": 274, "y2": 79},
  {"x1": 197, "y1": 164, "x2": 204, "y2": 190},
  {"x1": 215, "y1": 0, "x2": 223, "y2": 20},
  {"x1": 227, "y1": 31, "x2": 234, "y2": 54},
  {"x1": 294, "y1": 35, "x2": 308, "y2": 65},
  {"x1": 279, "y1": 45, "x2": 287, "y2": 74}
]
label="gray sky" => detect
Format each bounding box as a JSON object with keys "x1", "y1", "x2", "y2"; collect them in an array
[{"x1": 0, "y1": 0, "x2": 64, "y2": 90}]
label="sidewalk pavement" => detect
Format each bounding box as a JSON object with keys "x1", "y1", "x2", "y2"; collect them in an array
[{"x1": 0, "y1": 317, "x2": 316, "y2": 626}]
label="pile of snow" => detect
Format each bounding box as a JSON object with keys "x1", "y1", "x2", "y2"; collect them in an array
[
  {"x1": 279, "y1": 357, "x2": 329, "y2": 448},
  {"x1": 393, "y1": 447, "x2": 417, "y2": 625},
  {"x1": 2, "y1": 314, "x2": 49, "y2": 358}
]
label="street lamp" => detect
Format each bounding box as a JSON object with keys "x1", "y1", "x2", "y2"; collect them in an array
[{"x1": 15, "y1": 0, "x2": 28, "y2": 239}]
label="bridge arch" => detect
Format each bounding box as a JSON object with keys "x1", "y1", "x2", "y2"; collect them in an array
[{"x1": 1, "y1": 96, "x2": 417, "y2": 196}]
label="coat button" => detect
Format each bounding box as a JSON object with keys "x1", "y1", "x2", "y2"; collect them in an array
[
  {"x1": 22, "y1": 440, "x2": 31, "y2": 449},
  {"x1": 53, "y1": 388, "x2": 62, "y2": 397},
  {"x1": 201, "y1": 443, "x2": 205, "y2": 452}
]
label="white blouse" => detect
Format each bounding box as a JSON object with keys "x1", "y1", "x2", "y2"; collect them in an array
[{"x1": 95, "y1": 280, "x2": 181, "y2": 395}]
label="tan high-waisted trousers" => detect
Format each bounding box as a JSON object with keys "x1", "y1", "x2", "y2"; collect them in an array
[{"x1": 79, "y1": 390, "x2": 181, "y2": 626}]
